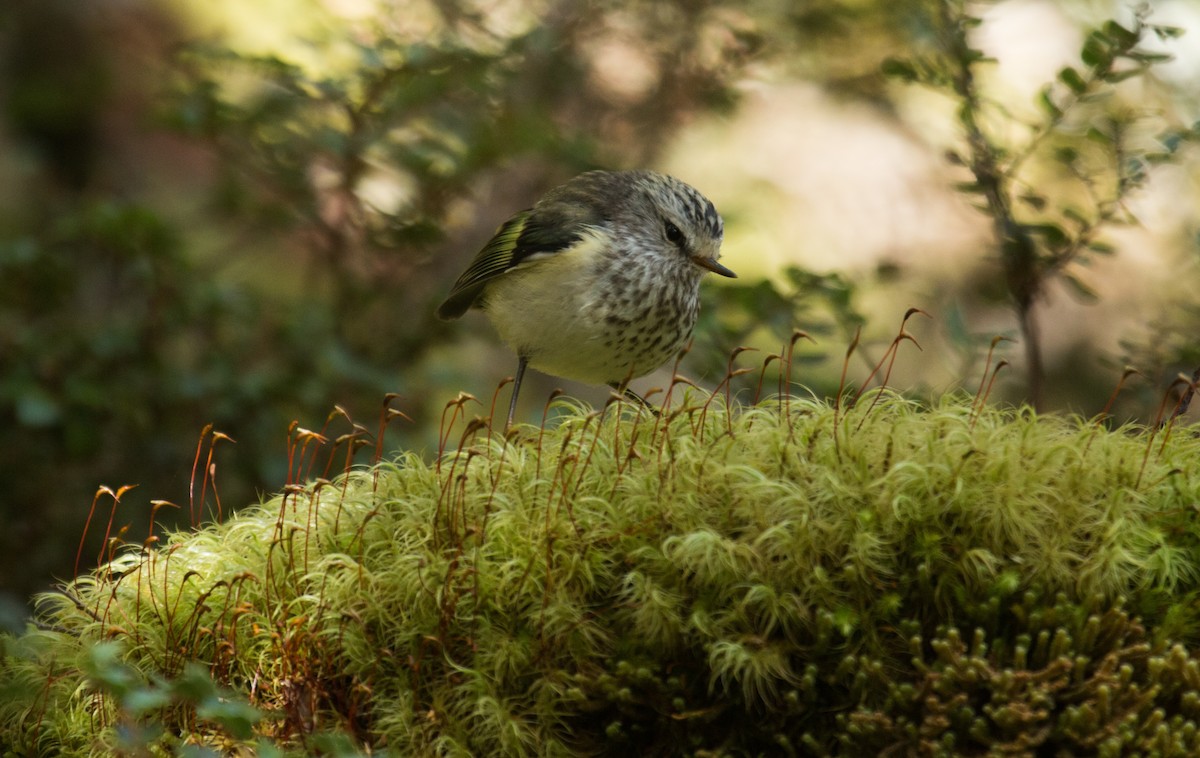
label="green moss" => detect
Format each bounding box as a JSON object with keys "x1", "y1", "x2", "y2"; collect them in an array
[{"x1": 3, "y1": 395, "x2": 1200, "y2": 754}]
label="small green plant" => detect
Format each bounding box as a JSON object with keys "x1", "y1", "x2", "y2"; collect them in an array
[
  {"x1": 83, "y1": 642, "x2": 266, "y2": 755},
  {"x1": 693, "y1": 267, "x2": 867, "y2": 398},
  {"x1": 884, "y1": 1, "x2": 1197, "y2": 409}
]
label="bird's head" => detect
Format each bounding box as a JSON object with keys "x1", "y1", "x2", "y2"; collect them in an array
[{"x1": 623, "y1": 171, "x2": 735, "y2": 279}]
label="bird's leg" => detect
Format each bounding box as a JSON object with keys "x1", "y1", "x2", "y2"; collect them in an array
[
  {"x1": 506, "y1": 356, "x2": 529, "y2": 431},
  {"x1": 608, "y1": 382, "x2": 661, "y2": 416}
]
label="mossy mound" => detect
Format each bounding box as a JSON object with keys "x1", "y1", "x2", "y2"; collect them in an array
[{"x1": 3, "y1": 395, "x2": 1200, "y2": 755}]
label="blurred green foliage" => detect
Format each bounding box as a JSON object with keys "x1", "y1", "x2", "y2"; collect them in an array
[
  {"x1": 883, "y1": 1, "x2": 1199, "y2": 409},
  {"x1": 0, "y1": 0, "x2": 765, "y2": 602},
  {"x1": 83, "y1": 642, "x2": 267, "y2": 752},
  {"x1": 1, "y1": 0, "x2": 1198, "y2": 607}
]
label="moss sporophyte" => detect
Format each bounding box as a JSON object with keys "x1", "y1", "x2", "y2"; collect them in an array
[{"x1": 4, "y1": 395, "x2": 1200, "y2": 754}]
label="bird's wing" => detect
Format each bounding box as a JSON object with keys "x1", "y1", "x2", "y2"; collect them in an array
[{"x1": 436, "y1": 202, "x2": 600, "y2": 320}]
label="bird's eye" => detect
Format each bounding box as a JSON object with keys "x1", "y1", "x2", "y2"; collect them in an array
[{"x1": 664, "y1": 221, "x2": 684, "y2": 245}]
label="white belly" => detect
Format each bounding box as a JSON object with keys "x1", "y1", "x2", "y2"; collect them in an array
[{"x1": 481, "y1": 242, "x2": 698, "y2": 385}]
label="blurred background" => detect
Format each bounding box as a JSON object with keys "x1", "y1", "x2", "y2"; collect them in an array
[{"x1": 1, "y1": 0, "x2": 1198, "y2": 609}]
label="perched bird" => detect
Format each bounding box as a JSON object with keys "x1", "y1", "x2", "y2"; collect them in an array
[{"x1": 437, "y1": 170, "x2": 735, "y2": 428}]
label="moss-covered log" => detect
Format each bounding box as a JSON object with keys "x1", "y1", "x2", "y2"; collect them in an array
[{"x1": 3, "y1": 395, "x2": 1200, "y2": 755}]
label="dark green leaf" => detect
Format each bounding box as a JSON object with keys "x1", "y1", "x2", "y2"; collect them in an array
[
  {"x1": 1159, "y1": 128, "x2": 1193, "y2": 152},
  {"x1": 1053, "y1": 146, "x2": 1079, "y2": 165},
  {"x1": 1123, "y1": 157, "x2": 1148, "y2": 185},
  {"x1": 1038, "y1": 87, "x2": 1061, "y2": 119},
  {"x1": 1102, "y1": 21, "x2": 1140, "y2": 49},
  {"x1": 196, "y1": 697, "x2": 264, "y2": 740},
  {"x1": 881, "y1": 58, "x2": 918, "y2": 82},
  {"x1": 1080, "y1": 33, "x2": 1110, "y2": 67},
  {"x1": 1103, "y1": 67, "x2": 1147, "y2": 84},
  {"x1": 1058, "y1": 66, "x2": 1087, "y2": 94},
  {"x1": 253, "y1": 741, "x2": 286, "y2": 758},
  {"x1": 1062, "y1": 207, "x2": 1090, "y2": 228},
  {"x1": 1062, "y1": 271, "x2": 1100, "y2": 303},
  {"x1": 123, "y1": 688, "x2": 173, "y2": 716},
  {"x1": 1018, "y1": 193, "x2": 1046, "y2": 211},
  {"x1": 1150, "y1": 24, "x2": 1185, "y2": 40},
  {"x1": 1027, "y1": 223, "x2": 1069, "y2": 250},
  {"x1": 84, "y1": 643, "x2": 142, "y2": 699},
  {"x1": 1125, "y1": 51, "x2": 1174, "y2": 65}
]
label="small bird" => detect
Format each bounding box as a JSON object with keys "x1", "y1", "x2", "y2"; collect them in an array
[{"x1": 437, "y1": 170, "x2": 735, "y2": 428}]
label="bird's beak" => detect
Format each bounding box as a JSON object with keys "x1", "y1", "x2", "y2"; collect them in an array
[{"x1": 691, "y1": 254, "x2": 737, "y2": 278}]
